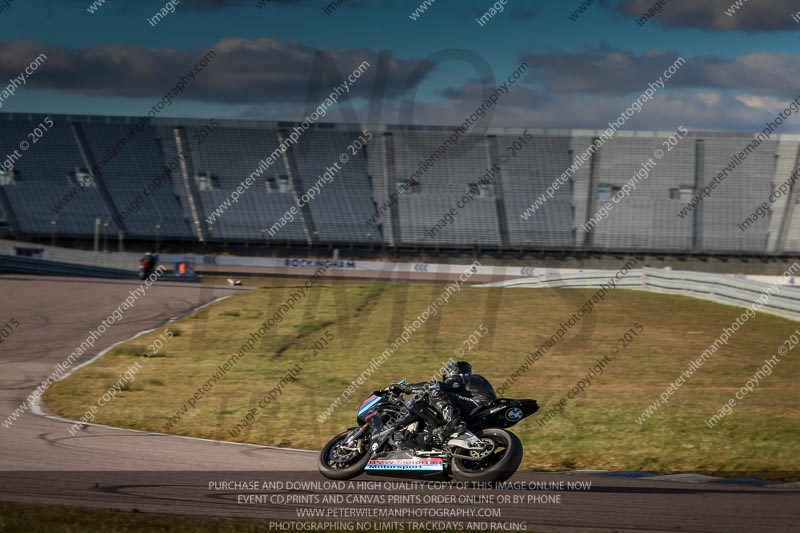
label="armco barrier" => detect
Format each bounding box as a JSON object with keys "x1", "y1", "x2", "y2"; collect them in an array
[
  {"x1": 480, "y1": 267, "x2": 800, "y2": 322},
  {"x1": 0, "y1": 239, "x2": 137, "y2": 270},
  {"x1": 640, "y1": 268, "x2": 800, "y2": 321},
  {"x1": 0, "y1": 254, "x2": 137, "y2": 279},
  {"x1": 115, "y1": 252, "x2": 582, "y2": 280},
  {"x1": 480, "y1": 270, "x2": 644, "y2": 290}
]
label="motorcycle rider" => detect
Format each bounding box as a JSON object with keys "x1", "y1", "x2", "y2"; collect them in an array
[
  {"x1": 431, "y1": 360, "x2": 497, "y2": 440},
  {"x1": 393, "y1": 360, "x2": 496, "y2": 442},
  {"x1": 139, "y1": 252, "x2": 159, "y2": 280}
]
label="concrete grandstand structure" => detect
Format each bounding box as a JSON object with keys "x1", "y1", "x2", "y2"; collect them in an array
[{"x1": 1, "y1": 112, "x2": 799, "y2": 255}]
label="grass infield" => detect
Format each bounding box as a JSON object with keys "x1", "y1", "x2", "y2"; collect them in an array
[{"x1": 45, "y1": 278, "x2": 800, "y2": 480}]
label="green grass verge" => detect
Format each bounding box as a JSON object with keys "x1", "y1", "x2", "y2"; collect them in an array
[{"x1": 45, "y1": 278, "x2": 800, "y2": 480}]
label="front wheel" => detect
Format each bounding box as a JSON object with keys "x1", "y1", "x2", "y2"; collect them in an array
[
  {"x1": 450, "y1": 428, "x2": 523, "y2": 483},
  {"x1": 318, "y1": 429, "x2": 372, "y2": 480}
]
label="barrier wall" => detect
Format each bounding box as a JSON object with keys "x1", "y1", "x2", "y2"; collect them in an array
[
  {"x1": 482, "y1": 267, "x2": 800, "y2": 322},
  {"x1": 0, "y1": 255, "x2": 136, "y2": 279},
  {"x1": 2, "y1": 240, "x2": 798, "y2": 319},
  {"x1": 0, "y1": 239, "x2": 137, "y2": 270}
]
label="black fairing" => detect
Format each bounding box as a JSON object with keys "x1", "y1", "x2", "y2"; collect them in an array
[{"x1": 466, "y1": 398, "x2": 539, "y2": 431}]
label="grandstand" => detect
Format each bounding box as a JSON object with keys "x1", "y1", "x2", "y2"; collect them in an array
[
  {"x1": 501, "y1": 132, "x2": 574, "y2": 248},
  {"x1": 392, "y1": 130, "x2": 501, "y2": 246},
  {"x1": 0, "y1": 112, "x2": 798, "y2": 256}
]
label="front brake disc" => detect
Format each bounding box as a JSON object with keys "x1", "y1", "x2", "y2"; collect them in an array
[{"x1": 467, "y1": 438, "x2": 495, "y2": 459}]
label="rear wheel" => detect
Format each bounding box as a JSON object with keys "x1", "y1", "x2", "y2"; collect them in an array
[
  {"x1": 450, "y1": 428, "x2": 523, "y2": 483},
  {"x1": 318, "y1": 429, "x2": 372, "y2": 480}
]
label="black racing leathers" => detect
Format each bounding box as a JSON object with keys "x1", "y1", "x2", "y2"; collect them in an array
[{"x1": 429, "y1": 374, "x2": 497, "y2": 433}]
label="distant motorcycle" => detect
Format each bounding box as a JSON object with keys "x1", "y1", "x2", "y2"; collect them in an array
[
  {"x1": 319, "y1": 379, "x2": 538, "y2": 482},
  {"x1": 138, "y1": 253, "x2": 158, "y2": 280}
]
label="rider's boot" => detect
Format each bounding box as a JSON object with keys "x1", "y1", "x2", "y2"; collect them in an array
[{"x1": 441, "y1": 419, "x2": 483, "y2": 448}]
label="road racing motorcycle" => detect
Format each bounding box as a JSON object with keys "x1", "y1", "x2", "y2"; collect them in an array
[
  {"x1": 319, "y1": 379, "x2": 538, "y2": 482},
  {"x1": 138, "y1": 253, "x2": 157, "y2": 280}
]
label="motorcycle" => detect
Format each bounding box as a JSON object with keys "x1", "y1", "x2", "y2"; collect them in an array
[
  {"x1": 318, "y1": 379, "x2": 538, "y2": 482},
  {"x1": 138, "y1": 254, "x2": 157, "y2": 280}
]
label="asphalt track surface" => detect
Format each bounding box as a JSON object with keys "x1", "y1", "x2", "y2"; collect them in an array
[{"x1": 1, "y1": 275, "x2": 799, "y2": 532}]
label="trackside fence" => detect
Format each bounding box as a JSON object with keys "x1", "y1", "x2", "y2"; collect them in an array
[{"x1": 481, "y1": 268, "x2": 800, "y2": 322}]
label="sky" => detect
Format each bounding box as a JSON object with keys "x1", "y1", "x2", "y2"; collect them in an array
[{"x1": 2, "y1": 0, "x2": 800, "y2": 133}]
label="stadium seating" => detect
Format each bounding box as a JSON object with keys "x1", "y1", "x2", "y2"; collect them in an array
[
  {"x1": 586, "y1": 133, "x2": 695, "y2": 251},
  {"x1": 166, "y1": 124, "x2": 302, "y2": 241},
  {"x1": 200, "y1": 189, "x2": 306, "y2": 242},
  {"x1": 0, "y1": 116, "x2": 117, "y2": 236},
  {"x1": 699, "y1": 136, "x2": 775, "y2": 252},
  {"x1": 80, "y1": 121, "x2": 192, "y2": 239},
  {"x1": 183, "y1": 125, "x2": 287, "y2": 189},
  {"x1": 391, "y1": 130, "x2": 501, "y2": 246},
  {"x1": 500, "y1": 132, "x2": 574, "y2": 248},
  {"x1": 784, "y1": 211, "x2": 800, "y2": 252},
  {"x1": 0, "y1": 112, "x2": 795, "y2": 256},
  {"x1": 289, "y1": 127, "x2": 381, "y2": 244},
  {"x1": 3, "y1": 182, "x2": 118, "y2": 237}
]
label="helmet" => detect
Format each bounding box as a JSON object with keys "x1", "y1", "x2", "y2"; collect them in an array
[{"x1": 443, "y1": 361, "x2": 472, "y2": 379}]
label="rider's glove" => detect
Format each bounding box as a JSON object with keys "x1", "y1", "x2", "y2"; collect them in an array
[{"x1": 390, "y1": 383, "x2": 412, "y2": 394}]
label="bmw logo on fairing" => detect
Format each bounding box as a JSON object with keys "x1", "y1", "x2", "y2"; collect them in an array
[{"x1": 505, "y1": 407, "x2": 524, "y2": 421}]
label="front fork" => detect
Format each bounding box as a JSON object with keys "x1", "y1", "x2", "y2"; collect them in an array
[{"x1": 345, "y1": 423, "x2": 371, "y2": 453}]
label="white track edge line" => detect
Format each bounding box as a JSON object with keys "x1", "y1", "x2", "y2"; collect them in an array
[{"x1": 29, "y1": 293, "x2": 316, "y2": 454}]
